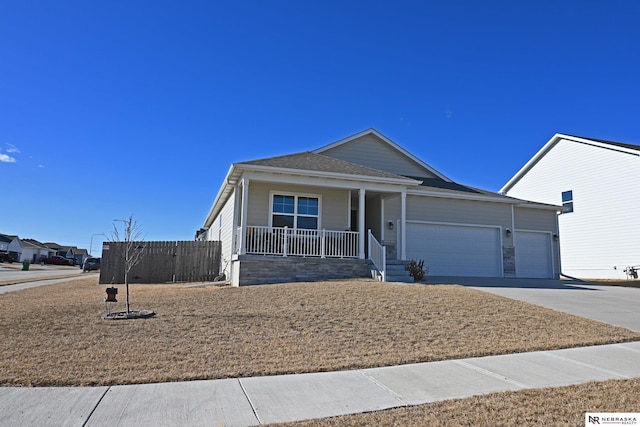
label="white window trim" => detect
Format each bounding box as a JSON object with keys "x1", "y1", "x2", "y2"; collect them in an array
[
  {"x1": 561, "y1": 190, "x2": 574, "y2": 214},
  {"x1": 268, "y1": 191, "x2": 322, "y2": 230}
]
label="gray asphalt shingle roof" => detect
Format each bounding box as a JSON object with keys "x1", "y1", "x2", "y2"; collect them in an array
[
  {"x1": 406, "y1": 177, "x2": 483, "y2": 195},
  {"x1": 565, "y1": 134, "x2": 640, "y2": 151},
  {"x1": 239, "y1": 151, "x2": 411, "y2": 180},
  {"x1": 408, "y1": 176, "x2": 557, "y2": 207}
]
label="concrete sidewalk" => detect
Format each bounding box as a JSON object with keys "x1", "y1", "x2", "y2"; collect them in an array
[{"x1": 1, "y1": 342, "x2": 639, "y2": 426}]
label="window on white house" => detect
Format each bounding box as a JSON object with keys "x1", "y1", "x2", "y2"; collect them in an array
[
  {"x1": 561, "y1": 190, "x2": 573, "y2": 213},
  {"x1": 272, "y1": 194, "x2": 319, "y2": 229}
]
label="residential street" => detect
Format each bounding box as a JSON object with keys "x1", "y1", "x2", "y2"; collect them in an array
[{"x1": 0, "y1": 264, "x2": 87, "y2": 293}]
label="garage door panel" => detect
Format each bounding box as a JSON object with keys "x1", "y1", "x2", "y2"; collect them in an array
[
  {"x1": 406, "y1": 223, "x2": 501, "y2": 277},
  {"x1": 514, "y1": 231, "x2": 552, "y2": 278}
]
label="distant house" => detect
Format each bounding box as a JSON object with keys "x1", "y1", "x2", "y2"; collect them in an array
[
  {"x1": 202, "y1": 129, "x2": 561, "y2": 286},
  {"x1": 0, "y1": 233, "x2": 22, "y2": 261},
  {"x1": 21, "y1": 239, "x2": 53, "y2": 263},
  {"x1": 73, "y1": 248, "x2": 90, "y2": 267},
  {"x1": 0, "y1": 234, "x2": 12, "y2": 252},
  {"x1": 501, "y1": 133, "x2": 640, "y2": 279},
  {"x1": 43, "y1": 242, "x2": 76, "y2": 264}
]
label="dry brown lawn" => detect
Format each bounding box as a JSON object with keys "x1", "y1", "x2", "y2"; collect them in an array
[
  {"x1": 1, "y1": 277, "x2": 638, "y2": 387},
  {"x1": 278, "y1": 378, "x2": 640, "y2": 426}
]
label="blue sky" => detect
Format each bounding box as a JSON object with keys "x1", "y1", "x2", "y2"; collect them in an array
[{"x1": 2, "y1": 1, "x2": 639, "y2": 256}]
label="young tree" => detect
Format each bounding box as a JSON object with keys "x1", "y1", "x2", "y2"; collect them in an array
[{"x1": 112, "y1": 215, "x2": 145, "y2": 314}]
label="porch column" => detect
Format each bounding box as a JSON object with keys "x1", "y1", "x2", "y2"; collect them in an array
[
  {"x1": 239, "y1": 178, "x2": 249, "y2": 255},
  {"x1": 358, "y1": 188, "x2": 365, "y2": 259},
  {"x1": 401, "y1": 190, "x2": 407, "y2": 260},
  {"x1": 231, "y1": 182, "x2": 241, "y2": 256}
]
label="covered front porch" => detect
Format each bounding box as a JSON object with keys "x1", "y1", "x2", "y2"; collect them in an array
[
  {"x1": 232, "y1": 179, "x2": 411, "y2": 261},
  {"x1": 228, "y1": 184, "x2": 413, "y2": 284}
]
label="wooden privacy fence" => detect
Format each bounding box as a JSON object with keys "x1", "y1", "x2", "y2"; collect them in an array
[{"x1": 99, "y1": 240, "x2": 221, "y2": 284}]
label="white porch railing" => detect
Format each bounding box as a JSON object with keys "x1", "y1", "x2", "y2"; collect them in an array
[
  {"x1": 238, "y1": 226, "x2": 359, "y2": 258},
  {"x1": 367, "y1": 229, "x2": 386, "y2": 281}
]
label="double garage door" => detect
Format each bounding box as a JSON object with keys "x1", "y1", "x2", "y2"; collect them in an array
[
  {"x1": 406, "y1": 223, "x2": 502, "y2": 277},
  {"x1": 406, "y1": 223, "x2": 553, "y2": 278}
]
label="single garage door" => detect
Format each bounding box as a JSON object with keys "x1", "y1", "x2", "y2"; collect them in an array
[
  {"x1": 406, "y1": 223, "x2": 502, "y2": 277},
  {"x1": 514, "y1": 231, "x2": 552, "y2": 278}
]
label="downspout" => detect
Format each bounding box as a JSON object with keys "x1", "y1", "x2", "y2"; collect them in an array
[{"x1": 555, "y1": 211, "x2": 564, "y2": 279}]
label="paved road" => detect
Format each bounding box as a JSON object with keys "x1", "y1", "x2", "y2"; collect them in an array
[
  {"x1": 426, "y1": 277, "x2": 640, "y2": 332},
  {"x1": 0, "y1": 268, "x2": 96, "y2": 294},
  {"x1": 0, "y1": 265, "x2": 83, "y2": 282}
]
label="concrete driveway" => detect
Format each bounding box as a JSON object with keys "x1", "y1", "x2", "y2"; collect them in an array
[{"x1": 426, "y1": 277, "x2": 640, "y2": 332}]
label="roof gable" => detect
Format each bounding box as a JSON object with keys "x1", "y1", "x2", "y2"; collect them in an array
[
  {"x1": 501, "y1": 133, "x2": 640, "y2": 193},
  {"x1": 22, "y1": 238, "x2": 49, "y2": 249},
  {"x1": 313, "y1": 129, "x2": 450, "y2": 181}
]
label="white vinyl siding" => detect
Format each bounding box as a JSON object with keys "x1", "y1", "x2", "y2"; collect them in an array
[
  {"x1": 210, "y1": 192, "x2": 235, "y2": 275},
  {"x1": 505, "y1": 138, "x2": 640, "y2": 279},
  {"x1": 320, "y1": 133, "x2": 439, "y2": 178},
  {"x1": 406, "y1": 222, "x2": 502, "y2": 277}
]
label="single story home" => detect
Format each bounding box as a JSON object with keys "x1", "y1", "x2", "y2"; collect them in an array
[
  {"x1": 0, "y1": 233, "x2": 22, "y2": 262},
  {"x1": 202, "y1": 129, "x2": 561, "y2": 285},
  {"x1": 501, "y1": 133, "x2": 640, "y2": 279},
  {"x1": 21, "y1": 238, "x2": 53, "y2": 263},
  {"x1": 43, "y1": 242, "x2": 77, "y2": 264}
]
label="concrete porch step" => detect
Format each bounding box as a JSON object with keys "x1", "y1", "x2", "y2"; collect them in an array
[{"x1": 383, "y1": 260, "x2": 414, "y2": 283}]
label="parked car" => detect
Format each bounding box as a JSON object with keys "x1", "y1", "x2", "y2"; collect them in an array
[
  {"x1": 40, "y1": 255, "x2": 74, "y2": 266},
  {"x1": 0, "y1": 251, "x2": 19, "y2": 263},
  {"x1": 83, "y1": 257, "x2": 101, "y2": 272}
]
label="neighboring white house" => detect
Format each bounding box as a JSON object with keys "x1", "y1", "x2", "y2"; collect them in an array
[
  {"x1": 21, "y1": 239, "x2": 54, "y2": 263},
  {"x1": 501, "y1": 133, "x2": 640, "y2": 279},
  {"x1": 203, "y1": 129, "x2": 561, "y2": 285},
  {"x1": 0, "y1": 233, "x2": 23, "y2": 261},
  {"x1": 0, "y1": 234, "x2": 12, "y2": 252}
]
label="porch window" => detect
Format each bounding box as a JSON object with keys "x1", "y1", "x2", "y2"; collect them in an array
[{"x1": 271, "y1": 193, "x2": 319, "y2": 230}]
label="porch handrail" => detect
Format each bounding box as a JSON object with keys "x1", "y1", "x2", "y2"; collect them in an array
[
  {"x1": 367, "y1": 229, "x2": 386, "y2": 281},
  {"x1": 241, "y1": 226, "x2": 359, "y2": 258}
]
